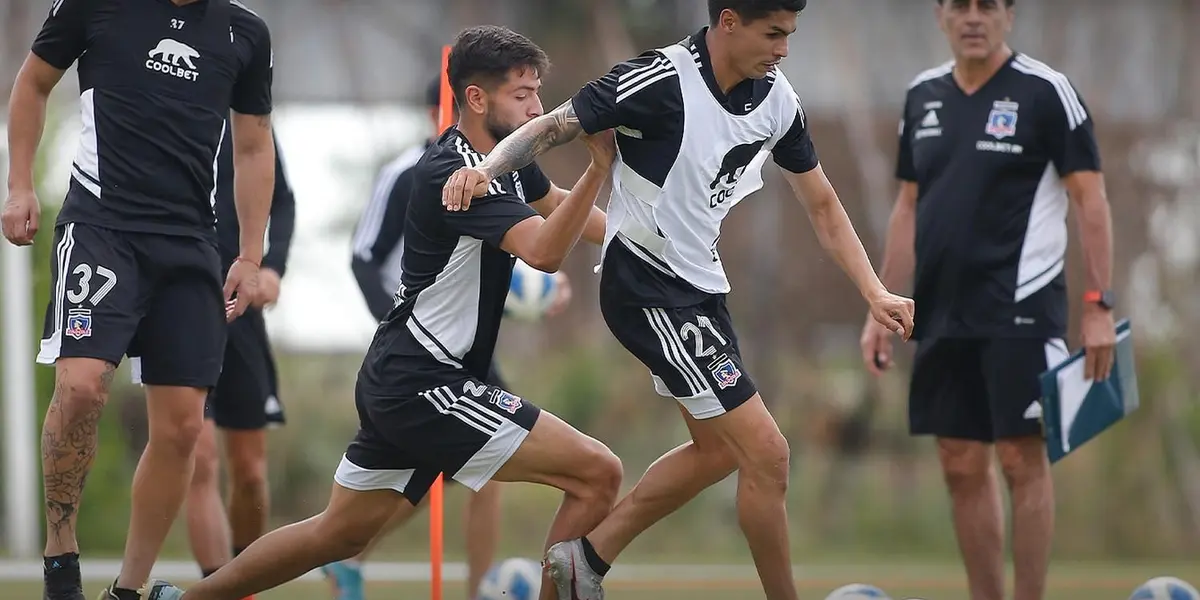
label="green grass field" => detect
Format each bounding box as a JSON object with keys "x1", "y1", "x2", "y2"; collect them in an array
[{"x1": 4, "y1": 562, "x2": 1195, "y2": 599}]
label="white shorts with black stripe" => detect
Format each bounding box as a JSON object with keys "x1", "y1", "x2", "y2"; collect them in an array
[
  {"x1": 600, "y1": 293, "x2": 758, "y2": 420},
  {"x1": 337, "y1": 376, "x2": 541, "y2": 505}
]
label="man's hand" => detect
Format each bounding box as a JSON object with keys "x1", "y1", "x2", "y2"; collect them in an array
[
  {"x1": 866, "y1": 288, "x2": 915, "y2": 341},
  {"x1": 581, "y1": 129, "x2": 616, "y2": 171},
  {"x1": 1080, "y1": 304, "x2": 1116, "y2": 380},
  {"x1": 253, "y1": 267, "x2": 282, "y2": 308},
  {"x1": 860, "y1": 315, "x2": 895, "y2": 376},
  {"x1": 1, "y1": 189, "x2": 41, "y2": 246},
  {"x1": 442, "y1": 167, "x2": 492, "y2": 212},
  {"x1": 546, "y1": 272, "x2": 573, "y2": 318},
  {"x1": 223, "y1": 258, "x2": 260, "y2": 322}
]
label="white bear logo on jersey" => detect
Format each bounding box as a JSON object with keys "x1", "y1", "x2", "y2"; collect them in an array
[{"x1": 146, "y1": 39, "x2": 200, "y2": 81}]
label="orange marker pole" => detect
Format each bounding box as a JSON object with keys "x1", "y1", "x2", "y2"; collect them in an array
[{"x1": 429, "y1": 45, "x2": 453, "y2": 600}]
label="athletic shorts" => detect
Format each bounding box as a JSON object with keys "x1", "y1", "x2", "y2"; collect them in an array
[
  {"x1": 37, "y1": 223, "x2": 225, "y2": 388},
  {"x1": 600, "y1": 292, "x2": 757, "y2": 420},
  {"x1": 205, "y1": 307, "x2": 284, "y2": 430},
  {"x1": 908, "y1": 337, "x2": 1071, "y2": 442},
  {"x1": 336, "y1": 374, "x2": 541, "y2": 505}
]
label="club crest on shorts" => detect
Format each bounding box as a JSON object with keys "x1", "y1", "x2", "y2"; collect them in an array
[
  {"x1": 985, "y1": 100, "x2": 1019, "y2": 139},
  {"x1": 489, "y1": 389, "x2": 524, "y2": 414},
  {"x1": 707, "y1": 354, "x2": 741, "y2": 390},
  {"x1": 65, "y1": 308, "x2": 92, "y2": 340}
]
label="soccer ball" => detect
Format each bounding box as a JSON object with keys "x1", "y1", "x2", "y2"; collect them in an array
[
  {"x1": 1129, "y1": 576, "x2": 1200, "y2": 600},
  {"x1": 476, "y1": 557, "x2": 542, "y2": 600},
  {"x1": 505, "y1": 259, "x2": 558, "y2": 321},
  {"x1": 824, "y1": 583, "x2": 892, "y2": 599}
]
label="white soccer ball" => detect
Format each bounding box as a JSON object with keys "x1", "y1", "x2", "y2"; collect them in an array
[
  {"x1": 505, "y1": 259, "x2": 558, "y2": 322},
  {"x1": 1129, "y1": 576, "x2": 1200, "y2": 600},
  {"x1": 824, "y1": 583, "x2": 892, "y2": 600},
  {"x1": 476, "y1": 557, "x2": 542, "y2": 600}
]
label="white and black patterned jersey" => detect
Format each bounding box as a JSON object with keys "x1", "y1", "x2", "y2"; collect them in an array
[
  {"x1": 898, "y1": 52, "x2": 1101, "y2": 339},
  {"x1": 357, "y1": 127, "x2": 551, "y2": 392},
  {"x1": 571, "y1": 27, "x2": 818, "y2": 307},
  {"x1": 32, "y1": 0, "x2": 273, "y2": 239}
]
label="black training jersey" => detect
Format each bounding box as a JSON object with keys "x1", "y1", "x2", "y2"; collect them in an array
[
  {"x1": 571, "y1": 27, "x2": 817, "y2": 307},
  {"x1": 212, "y1": 124, "x2": 294, "y2": 276},
  {"x1": 33, "y1": 0, "x2": 273, "y2": 239},
  {"x1": 350, "y1": 142, "x2": 430, "y2": 322},
  {"x1": 897, "y1": 53, "x2": 1101, "y2": 340},
  {"x1": 357, "y1": 127, "x2": 550, "y2": 393}
]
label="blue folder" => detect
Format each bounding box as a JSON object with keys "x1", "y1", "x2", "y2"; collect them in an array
[{"x1": 1038, "y1": 319, "x2": 1139, "y2": 464}]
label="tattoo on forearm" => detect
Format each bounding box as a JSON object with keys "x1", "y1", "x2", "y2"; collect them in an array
[
  {"x1": 480, "y1": 100, "x2": 583, "y2": 178},
  {"x1": 42, "y1": 364, "x2": 111, "y2": 545}
]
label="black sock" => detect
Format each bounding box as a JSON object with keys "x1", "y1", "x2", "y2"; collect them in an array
[
  {"x1": 111, "y1": 588, "x2": 141, "y2": 600},
  {"x1": 579, "y1": 537, "x2": 610, "y2": 577},
  {"x1": 43, "y1": 553, "x2": 82, "y2": 592}
]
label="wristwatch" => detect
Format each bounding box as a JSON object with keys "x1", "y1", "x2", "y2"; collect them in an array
[{"x1": 1083, "y1": 289, "x2": 1115, "y2": 310}]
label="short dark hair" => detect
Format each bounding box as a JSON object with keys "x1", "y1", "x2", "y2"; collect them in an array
[
  {"x1": 447, "y1": 26, "x2": 550, "y2": 106},
  {"x1": 707, "y1": 0, "x2": 807, "y2": 25}
]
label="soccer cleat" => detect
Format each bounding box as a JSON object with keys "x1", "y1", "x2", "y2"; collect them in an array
[
  {"x1": 95, "y1": 580, "x2": 185, "y2": 600},
  {"x1": 320, "y1": 561, "x2": 364, "y2": 600},
  {"x1": 544, "y1": 539, "x2": 605, "y2": 600}
]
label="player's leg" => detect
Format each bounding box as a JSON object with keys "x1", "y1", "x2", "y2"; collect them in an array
[
  {"x1": 464, "y1": 482, "x2": 501, "y2": 596},
  {"x1": 985, "y1": 338, "x2": 1067, "y2": 600},
  {"x1": 216, "y1": 313, "x2": 277, "y2": 556},
  {"x1": 109, "y1": 237, "x2": 225, "y2": 595},
  {"x1": 35, "y1": 224, "x2": 143, "y2": 600},
  {"x1": 912, "y1": 339, "x2": 1005, "y2": 600},
  {"x1": 185, "y1": 414, "x2": 233, "y2": 577}
]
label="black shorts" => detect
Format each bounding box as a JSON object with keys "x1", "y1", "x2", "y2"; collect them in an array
[
  {"x1": 205, "y1": 308, "x2": 284, "y2": 430},
  {"x1": 908, "y1": 337, "x2": 1070, "y2": 442},
  {"x1": 336, "y1": 374, "x2": 541, "y2": 505},
  {"x1": 37, "y1": 223, "x2": 225, "y2": 388},
  {"x1": 600, "y1": 292, "x2": 757, "y2": 420}
]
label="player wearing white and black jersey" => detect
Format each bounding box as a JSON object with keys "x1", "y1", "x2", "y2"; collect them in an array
[
  {"x1": 443, "y1": 2, "x2": 915, "y2": 599},
  {"x1": 859, "y1": 1, "x2": 1116, "y2": 599},
  {"x1": 2, "y1": 1, "x2": 276, "y2": 599},
  {"x1": 150, "y1": 26, "x2": 620, "y2": 600}
]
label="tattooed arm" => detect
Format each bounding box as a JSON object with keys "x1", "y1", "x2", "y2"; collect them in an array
[{"x1": 442, "y1": 101, "x2": 586, "y2": 212}]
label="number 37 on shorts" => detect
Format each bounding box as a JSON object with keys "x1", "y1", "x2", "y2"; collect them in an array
[{"x1": 605, "y1": 295, "x2": 758, "y2": 420}]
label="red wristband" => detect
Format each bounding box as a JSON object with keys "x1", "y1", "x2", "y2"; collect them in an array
[{"x1": 235, "y1": 256, "x2": 260, "y2": 268}]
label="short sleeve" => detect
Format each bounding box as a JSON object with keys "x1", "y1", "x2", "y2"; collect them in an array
[
  {"x1": 570, "y1": 51, "x2": 681, "y2": 135},
  {"x1": 517, "y1": 161, "x2": 552, "y2": 204},
  {"x1": 1039, "y1": 80, "x2": 1101, "y2": 176},
  {"x1": 895, "y1": 94, "x2": 917, "y2": 182},
  {"x1": 230, "y1": 13, "x2": 273, "y2": 115},
  {"x1": 444, "y1": 196, "x2": 538, "y2": 248},
  {"x1": 771, "y1": 101, "x2": 818, "y2": 174},
  {"x1": 31, "y1": 0, "x2": 91, "y2": 69}
]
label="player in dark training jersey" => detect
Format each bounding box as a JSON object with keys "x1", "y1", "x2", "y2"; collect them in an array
[
  {"x1": 182, "y1": 126, "x2": 294, "y2": 589},
  {"x1": 325, "y1": 76, "x2": 593, "y2": 600},
  {"x1": 859, "y1": 1, "x2": 1115, "y2": 599},
  {"x1": 148, "y1": 25, "x2": 621, "y2": 600},
  {"x1": 444, "y1": 2, "x2": 915, "y2": 599},
  {"x1": 1, "y1": 1, "x2": 275, "y2": 599}
]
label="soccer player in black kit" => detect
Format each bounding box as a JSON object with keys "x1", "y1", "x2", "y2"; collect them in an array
[
  {"x1": 859, "y1": 1, "x2": 1116, "y2": 599},
  {"x1": 147, "y1": 25, "x2": 621, "y2": 600},
  {"x1": 1, "y1": 1, "x2": 276, "y2": 599}
]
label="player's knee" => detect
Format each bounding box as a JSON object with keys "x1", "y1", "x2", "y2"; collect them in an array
[
  {"x1": 316, "y1": 507, "x2": 391, "y2": 557},
  {"x1": 696, "y1": 442, "x2": 738, "y2": 479},
  {"x1": 149, "y1": 409, "x2": 206, "y2": 457},
  {"x1": 937, "y1": 438, "x2": 991, "y2": 490},
  {"x1": 995, "y1": 437, "x2": 1047, "y2": 486},
  {"x1": 576, "y1": 441, "x2": 623, "y2": 506},
  {"x1": 53, "y1": 364, "x2": 110, "y2": 415},
  {"x1": 228, "y1": 452, "x2": 268, "y2": 493},
  {"x1": 191, "y1": 440, "x2": 220, "y2": 486},
  {"x1": 739, "y1": 431, "x2": 790, "y2": 495}
]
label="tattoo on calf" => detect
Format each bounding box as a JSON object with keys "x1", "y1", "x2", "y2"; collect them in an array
[{"x1": 42, "y1": 364, "x2": 112, "y2": 542}]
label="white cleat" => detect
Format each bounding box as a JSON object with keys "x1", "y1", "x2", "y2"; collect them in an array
[{"x1": 543, "y1": 539, "x2": 605, "y2": 600}]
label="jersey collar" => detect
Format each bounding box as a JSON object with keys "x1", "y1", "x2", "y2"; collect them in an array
[{"x1": 689, "y1": 27, "x2": 759, "y2": 115}]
